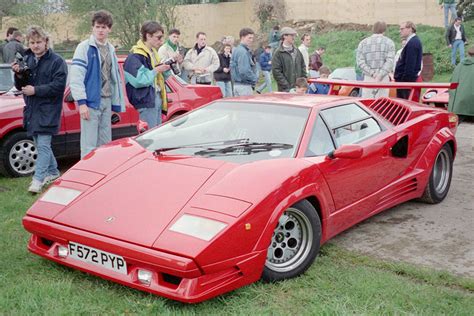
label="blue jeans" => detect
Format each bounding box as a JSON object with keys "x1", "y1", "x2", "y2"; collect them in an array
[
  {"x1": 80, "y1": 97, "x2": 112, "y2": 159},
  {"x1": 138, "y1": 94, "x2": 162, "y2": 129},
  {"x1": 216, "y1": 81, "x2": 232, "y2": 97},
  {"x1": 257, "y1": 70, "x2": 272, "y2": 93},
  {"x1": 33, "y1": 134, "x2": 59, "y2": 182},
  {"x1": 451, "y1": 39, "x2": 465, "y2": 65},
  {"x1": 444, "y1": 3, "x2": 457, "y2": 28},
  {"x1": 233, "y1": 83, "x2": 253, "y2": 96}
]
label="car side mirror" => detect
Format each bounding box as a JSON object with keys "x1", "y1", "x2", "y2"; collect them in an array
[
  {"x1": 64, "y1": 92, "x2": 74, "y2": 103},
  {"x1": 328, "y1": 144, "x2": 363, "y2": 159}
]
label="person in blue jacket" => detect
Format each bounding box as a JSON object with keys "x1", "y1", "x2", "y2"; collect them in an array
[
  {"x1": 69, "y1": 10, "x2": 125, "y2": 159},
  {"x1": 12, "y1": 26, "x2": 67, "y2": 193},
  {"x1": 123, "y1": 21, "x2": 170, "y2": 129},
  {"x1": 256, "y1": 45, "x2": 272, "y2": 93}
]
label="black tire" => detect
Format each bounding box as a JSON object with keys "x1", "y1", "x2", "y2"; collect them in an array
[
  {"x1": 262, "y1": 200, "x2": 321, "y2": 282},
  {"x1": 419, "y1": 144, "x2": 453, "y2": 204},
  {"x1": 0, "y1": 131, "x2": 37, "y2": 177},
  {"x1": 349, "y1": 89, "x2": 360, "y2": 97}
]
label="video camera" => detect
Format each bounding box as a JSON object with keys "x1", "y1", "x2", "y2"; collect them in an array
[
  {"x1": 14, "y1": 52, "x2": 31, "y2": 76},
  {"x1": 162, "y1": 57, "x2": 180, "y2": 76}
]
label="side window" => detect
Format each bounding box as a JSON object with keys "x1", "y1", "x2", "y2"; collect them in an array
[
  {"x1": 333, "y1": 117, "x2": 381, "y2": 146},
  {"x1": 321, "y1": 103, "x2": 382, "y2": 147},
  {"x1": 306, "y1": 115, "x2": 335, "y2": 156}
]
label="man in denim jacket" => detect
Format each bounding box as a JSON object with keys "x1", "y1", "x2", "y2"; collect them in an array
[{"x1": 230, "y1": 28, "x2": 258, "y2": 96}]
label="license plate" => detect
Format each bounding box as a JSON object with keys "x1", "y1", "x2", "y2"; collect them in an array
[{"x1": 68, "y1": 242, "x2": 127, "y2": 275}]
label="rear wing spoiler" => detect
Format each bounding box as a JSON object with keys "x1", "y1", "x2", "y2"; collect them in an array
[{"x1": 308, "y1": 79, "x2": 458, "y2": 102}]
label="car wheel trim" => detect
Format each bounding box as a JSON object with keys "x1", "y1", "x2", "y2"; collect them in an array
[
  {"x1": 9, "y1": 139, "x2": 36, "y2": 175},
  {"x1": 432, "y1": 148, "x2": 451, "y2": 195},
  {"x1": 265, "y1": 207, "x2": 313, "y2": 273}
]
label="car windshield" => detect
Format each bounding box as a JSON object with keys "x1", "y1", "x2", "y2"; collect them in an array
[
  {"x1": 136, "y1": 101, "x2": 310, "y2": 164},
  {"x1": 0, "y1": 66, "x2": 14, "y2": 93}
]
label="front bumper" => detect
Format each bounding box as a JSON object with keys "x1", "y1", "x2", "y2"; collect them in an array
[{"x1": 23, "y1": 215, "x2": 266, "y2": 303}]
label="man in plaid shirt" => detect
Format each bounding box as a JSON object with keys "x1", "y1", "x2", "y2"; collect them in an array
[{"x1": 356, "y1": 21, "x2": 395, "y2": 98}]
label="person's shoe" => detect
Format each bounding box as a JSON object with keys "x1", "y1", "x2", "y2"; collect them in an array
[
  {"x1": 256, "y1": 90, "x2": 262, "y2": 94},
  {"x1": 28, "y1": 178, "x2": 44, "y2": 194},
  {"x1": 43, "y1": 173, "x2": 61, "y2": 186}
]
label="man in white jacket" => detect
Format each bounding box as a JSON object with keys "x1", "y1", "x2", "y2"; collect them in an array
[{"x1": 182, "y1": 32, "x2": 219, "y2": 84}]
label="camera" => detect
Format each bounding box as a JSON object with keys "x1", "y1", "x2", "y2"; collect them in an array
[
  {"x1": 162, "y1": 57, "x2": 180, "y2": 76},
  {"x1": 15, "y1": 52, "x2": 31, "y2": 76}
]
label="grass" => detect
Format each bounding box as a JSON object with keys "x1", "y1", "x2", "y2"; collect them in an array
[{"x1": 0, "y1": 175, "x2": 473, "y2": 314}]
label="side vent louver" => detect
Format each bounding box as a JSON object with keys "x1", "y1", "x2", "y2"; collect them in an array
[{"x1": 367, "y1": 97, "x2": 411, "y2": 126}]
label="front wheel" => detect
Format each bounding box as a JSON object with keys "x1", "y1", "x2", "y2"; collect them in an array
[
  {"x1": 0, "y1": 132, "x2": 37, "y2": 177},
  {"x1": 419, "y1": 143, "x2": 453, "y2": 204},
  {"x1": 262, "y1": 200, "x2": 321, "y2": 282}
]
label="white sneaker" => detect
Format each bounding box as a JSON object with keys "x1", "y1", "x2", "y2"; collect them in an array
[
  {"x1": 43, "y1": 173, "x2": 60, "y2": 185},
  {"x1": 28, "y1": 178, "x2": 44, "y2": 194}
]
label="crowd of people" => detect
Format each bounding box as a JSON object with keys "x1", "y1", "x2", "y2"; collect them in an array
[{"x1": 2, "y1": 8, "x2": 473, "y2": 193}]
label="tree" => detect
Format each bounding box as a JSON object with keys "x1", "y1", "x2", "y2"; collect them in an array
[
  {"x1": 253, "y1": 0, "x2": 286, "y2": 32},
  {"x1": 8, "y1": 0, "x2": 64, "y2": 34},
  {"x1": 458, "y1": 0, "x2": 474, "y2": 20},
  {"x1": 0, "y1": 0, "x2": 17, "y2": 26},
  {"x1": 65, "y1": 0, "x2": 182, "y2": 48}
]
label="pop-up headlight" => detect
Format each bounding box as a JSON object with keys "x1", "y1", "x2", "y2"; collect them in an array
[
  {"x1": 40, "y1": 187, "x2": 82, "y2": 206},
  {"x1": 169, "y1": 214, "x2": 227, "y2": 241}
]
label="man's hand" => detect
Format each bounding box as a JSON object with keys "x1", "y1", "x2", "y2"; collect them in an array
[
  {"x1": 375, "y1": 74, "x2": 384, "y2": 82},
  {"x1": 22, "y1": 85, "x2": 35, "y2": 96},
  {"x1": 155, "y1": 64, "x2": 170, "y2": 73},
  {"x1": 79, "y1": 104, "x2": 90, "y2": 120},
  {"x1": 268, "y1": 61, "x2": 272, "y2": 65},
  {"x1": 11, "y1": 63, "x2": 21, "y2": 73},
  {"x1": 449, "y1": 44, "x2": 452, "y2": 48},
  {"x1": 223, "y1": 67, "x2": 229, "y2": 73},
  {"x1": 176, "y1": 54, "x2": 184, "y2": 63}
]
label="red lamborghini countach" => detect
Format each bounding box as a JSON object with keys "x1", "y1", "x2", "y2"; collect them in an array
[{"x1": 22, "y1": 92, "x2": 458, "y2": 303}]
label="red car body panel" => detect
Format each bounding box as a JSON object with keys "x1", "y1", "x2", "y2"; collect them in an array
[{"x1": 22, "y1": 91, "x2": 457, "y2": 303}]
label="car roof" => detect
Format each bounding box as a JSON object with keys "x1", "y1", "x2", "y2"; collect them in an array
[{"x1": 221, "y1": 93, "x2": 355, "y2": 109}]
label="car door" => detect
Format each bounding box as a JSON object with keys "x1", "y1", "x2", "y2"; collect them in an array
[{"x1": 304, "y1": 103, "x2": 408, "y2": 230}]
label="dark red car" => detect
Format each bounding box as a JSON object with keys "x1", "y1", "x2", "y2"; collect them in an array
[{"x1": 0, "y1": 60, "x2": 222, "y2": 177}]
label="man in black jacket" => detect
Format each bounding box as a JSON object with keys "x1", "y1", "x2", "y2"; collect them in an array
[
  {"x1": 446, "y1": 17, "x2": 468, "y2": 65},
  {"x1": 394, "y1": 21, "x2": 423, "y2": 99},
  {"x1": 12, "y1": 26, "x2": 67, "y2": 193}
]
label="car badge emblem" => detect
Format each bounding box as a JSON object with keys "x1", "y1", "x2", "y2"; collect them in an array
[{"x1": 105, "y1": 216, "x2": 115, "y2": 223}]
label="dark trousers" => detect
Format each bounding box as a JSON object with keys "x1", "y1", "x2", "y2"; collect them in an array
[{"x1": 396, "y1": 78, "x2": 418, "y2": 99}]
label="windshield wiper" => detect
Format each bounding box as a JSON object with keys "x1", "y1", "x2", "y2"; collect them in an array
[
  {"x1": 153, "y1": 138, "x2": 250, "y2": 155},
  {"x1": 194, "y1": 142, "x2": 293, "y2": 157}
]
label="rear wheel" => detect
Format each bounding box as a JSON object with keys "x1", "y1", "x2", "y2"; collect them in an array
[
  {"x1": 419, "y1": 144, "x2": 453, "y2": 204},
  {"x1": 0, "y1": 132, "x2": 37, "y2": 177},
  {"x1": 262, "y1": 200, "x2": 321, "y2": 282}
]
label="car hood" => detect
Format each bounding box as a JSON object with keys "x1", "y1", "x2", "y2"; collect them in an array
[{"x1": 52, "y1": 157, "x2": 220, "y2": 247}]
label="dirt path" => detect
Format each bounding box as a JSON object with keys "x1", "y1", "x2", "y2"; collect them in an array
[{"x1": 333, "y1": 122, "x2": 474, "y2": 278}]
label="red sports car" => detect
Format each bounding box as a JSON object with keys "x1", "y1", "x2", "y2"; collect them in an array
[
  {"x1": 23, "y1": 92, "x2": 458, "y2": 303},
  {"x1": 0, "y1": 61, "x2": 222, "y2": 177}
]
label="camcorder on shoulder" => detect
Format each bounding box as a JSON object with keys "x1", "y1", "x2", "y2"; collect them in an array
[{"x1": 15, "y1": 52, "x2": 31, "y2": 77}]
